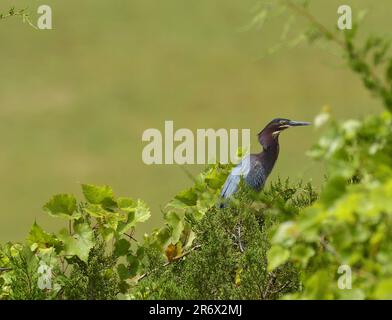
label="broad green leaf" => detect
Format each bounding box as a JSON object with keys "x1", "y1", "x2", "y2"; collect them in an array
[
  {"x1": 27, "y1": 222, "x2": 61, "y2": 251},
  {"x1": 165, "y1": 198, "x2": 189, "y2": 210},
  {"x1": 290, "y1": 244, "x2": 315, "y2": 267},
  {"x1": 117, "y1": 264, "x2": 130, "y2": 280},
  {"x1": 165, "y1": 211, "x2": 184, "y2": 244},
  {"x1": 117, "y1": 197, "x2": 136, "y2": 212},
  {"x1": 156, "y1": 227, "x2": 171, "y2": 248},
  {"x1": 204, "y1": 168, "x2": 227, "y2": 190},
  {"x1": 43, "y1": 194, "x2": 78, "y2": 219},
  {"x1": 333, "y1": 193, "x2": 360, "y2": 223},
  {"x1": 104, "y1": 212, "x2": 121, "y2": 230},
  {"x1": 133, "y1": 199, "x2": 151, "y2": 223},
  {"x1": 84, "y1": 204, "x2": 107, "y2": 218},
  {"x1": 267, "y1": 245, "x2": 290, "y2": 272},
  {"x1": 117, "y1": 199, "x2": 151, "y2": 233},
  {"x1": 82, "y1": 184, "x2": 115, "y2": 205},
  {"x1": 196, "y1": 197, "x2": 216, "y2": 216},
  {"x1": 117, "y1": 259, "x2": 139, "y2": 280},
  {"x1": 136, "y1": 246, "x2": 145, "y2": 259},
  {"x1": 99, "y1": 225, "x2": 116, "y2": 242},
  {"x1": 303, "y1": 270, "x2": 333, "y2": 299},
  {"x1": 320, "y1": 176, "x2": 347, "y2": 206},
  {"x1": 272, "y1": 221, "x2": 299, "y2": 246},
  {"x1": 58, "y1": 222, "x2": 94, "y2": 262},
  {"x1": 126, "y1": 254, "x2": 140, "y2": 277},
  {"x1": 175, "y1": 188, "x2": 198, "y2": 206},
  {"x1": 114, "y1": 239, "x2": 130, "y2": 257},
  {"x1": 183, "y1": 229, "x2": 196, "y2": 249}
]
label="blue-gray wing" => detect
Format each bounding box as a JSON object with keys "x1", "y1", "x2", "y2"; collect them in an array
[{"x1": 220, "y1": 156, "x2": 251, "y2": 200}]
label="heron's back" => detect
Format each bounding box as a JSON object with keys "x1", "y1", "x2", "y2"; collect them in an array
[{"x1": 220, "y1": 155, "x2": 268, "y2": 202}]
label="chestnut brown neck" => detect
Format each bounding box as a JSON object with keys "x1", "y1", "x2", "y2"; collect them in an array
[{"x1": 257, "y1": 131, "x2": 280, "y2": 172}]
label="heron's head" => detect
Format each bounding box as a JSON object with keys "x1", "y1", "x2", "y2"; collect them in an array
[
  {"x1": 266, "y1": 118, "x2": 311, "y2": 134},
  {"x1": 258, "y1": 118, "x2": 311, "y2": 146}
]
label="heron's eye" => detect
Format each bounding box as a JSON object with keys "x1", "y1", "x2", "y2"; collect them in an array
[{"x1": 279, "y1": 120, "x2": 287, "y2": 125}]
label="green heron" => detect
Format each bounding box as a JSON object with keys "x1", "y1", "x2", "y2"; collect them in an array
[{"x1": 220, "y1": 118, "x2": 310, "y2": 207}]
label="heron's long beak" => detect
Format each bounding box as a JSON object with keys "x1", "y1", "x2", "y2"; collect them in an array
[{"x1": 288, "y1": 120, "x2": 311, "y2": 127}]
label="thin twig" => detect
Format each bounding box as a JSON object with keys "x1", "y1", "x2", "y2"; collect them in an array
[
  {"x1": 123, "y1": 232, "x2": 138, "y2": 243},
  {"x1": 177, "y1": 165, "x2": 197, "y2": 183},
  {"x1": 283, "y1": 0, "x2": 345, "y2": 48},
  {"x1": 0, "y1": 267, "x2": 12, "y2": 272},
  {"x1": 262, "y1": 272, "x2": 277, "y2": 299},
  {"x1": 270, "y1": 280, "x2": 292, "y2": 295},
  {"x1": 236, "y1": 224, "x2": 245, "y2": 253},
  {"x1": 0, "y1": 7, "x2": 37, "y2": 29},
  {"x1": 320, "y1": 235, "x2": 340, "y2": 260}
]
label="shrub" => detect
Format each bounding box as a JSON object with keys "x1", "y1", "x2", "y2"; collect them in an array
[{"x1": 132, "y1": 179, "x2": 316, "y2": 299}]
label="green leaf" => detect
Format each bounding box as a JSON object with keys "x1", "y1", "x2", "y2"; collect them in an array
[
  {"x1": 114, "y1": 239, "x2": 130, "y2": 257},
  {"x1": 117, "y1": 199, "x2": 150, "y2": 233},
  {"x1": 27, "y1": 222, "x2": 61, "y2": 251},
  {"x1": 165, "y1": 211, "x2": 184, "y2": 244},
  {"x1": 333, "y1": 193, "x2": 360, "y2": 223},
  {"x1": 290, "y1": 244, "x2": 315, "y2": 267},
  {"x1": 267, "y1": 245, "x2": 290, "y2": 272},
  {"x1": 133, "y1": 199, "x2": 151, "y2": 223},
  {"x1": 43, "y1": 194, "x2": 78, "y2": 219},
  {"x1": 117, "y1": 197, "x2": 136, "y2": 212},
  {"x1": 320, "y1": 176, "x2": 347, "y2": 206},
  {"x1": 136, "y1": 246, "x2": 145, "y2": 259},
  {"x1": 117, "y1": 264, "x2": 130, "y2": 280},
  {"x1": 175, "y1": 188, "x2": 198, "y2": 206},
  {"x1": 58, "y1": 222, "x2": 94, "y2": 262},
  {"x1": 272, "y1": 221, "x2": 299, "y2": 246},
  {"x1": 104, "y1": 212, "x2": 121, "y2": 230},
  {"x1": 117, "y1": 258, "x2": 139, "y2": 280},
  {"x1": 84, "y1": 204, "x2": 107, "y2": 218},
  {"x1": 204, "y1": 168, "x2": 227, "y2": 190},
  {"x1": 82, "y1": 184, "x2": 115, "y2": 205},
  {"x1": 156, "y1": 227, "x2": 171, "y2": 248},
  {"x1": 126, "y1": 254, "x2": 140, "y2": 277},
  {"x1": 303, "y1": 270, "x2": 332, "y2": 299}
]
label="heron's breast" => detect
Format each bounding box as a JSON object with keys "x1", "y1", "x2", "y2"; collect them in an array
[{"x1": 245, "y1": 163, "x2": 267, "y2": 191}]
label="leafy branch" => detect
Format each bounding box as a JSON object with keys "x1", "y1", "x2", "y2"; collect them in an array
[
  {"x1": 0, "y1": 7, "x2": 37, "y2": 29},
  {"x1": 280, "y1": 0, "x2": 392, "y2": 110},
  {"x1": 283, "y1": 0, "x2": 345, "y2": 47}
]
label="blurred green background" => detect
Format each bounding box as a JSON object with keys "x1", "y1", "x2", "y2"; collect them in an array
[{"x1": 0, "y1": 0, "x2": 389, "y2": 241}]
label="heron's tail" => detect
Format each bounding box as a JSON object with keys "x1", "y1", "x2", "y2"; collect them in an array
[{"x1": 218, "y1": 197, "x2": 227, "y2": 208}]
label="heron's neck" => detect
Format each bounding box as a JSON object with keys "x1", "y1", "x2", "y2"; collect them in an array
[{"x1": 258, "y1": 133, "x2": 280, "y2": 172}]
